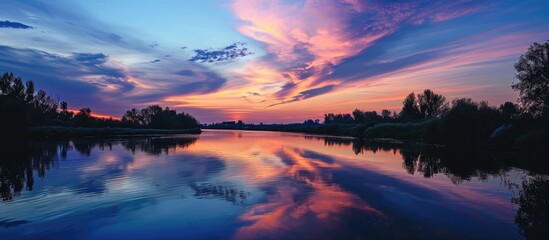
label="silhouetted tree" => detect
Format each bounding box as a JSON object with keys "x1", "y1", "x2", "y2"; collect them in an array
[
  {"x1": 9, "y1": 77, "x2": 25, "y2": 99},
  {"x1": 121, "y1": 105, "x2": 199, "y2": 129},
  {"x1": 400, "y1": 92, "x2": 421, "y2": 120},
  {"x1": 352, "y1": 109, "x2": 364, "y2": 123},
  {"x1": 381, "y1": 109, "x2": 392, "y2": 119},
  {"x1": 0, "y1": 72, "x2": 13, "y2": 94},
  {"x1": 303, "y1": 119, "x2": 317, "y2": 125},
  {"x1": 74, "y1": 107, "x2": 94, "y2": 127},
  {"x1": 418, "y1": 89, "x2": 448, "y2": 118},
  {"x1": 512, "y1": 41, "x2": 549, "y2": 117},
  {"x1": 24, "y1": 80, "x2": 34, "y2": 103},
  {"x1": 499, "y1": 102, "x2": 519, "y2": 121},
  {"x1": 58, "y1": 101, "x2": 74, "y2": 122},
  {"x1": 122, "y1": 108, "x2": 141, "y2": 126}
]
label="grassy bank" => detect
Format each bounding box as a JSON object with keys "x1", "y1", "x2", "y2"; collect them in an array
[
  {"x1": 29, "y1": 126, "x2": 201, "y2": 138},
  {"x1": 363, "y1": 119, "x2": 439, "y2": 143}
]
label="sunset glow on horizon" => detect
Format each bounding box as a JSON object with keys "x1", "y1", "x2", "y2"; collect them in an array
[{"x1": 1, "y1": 0, "x2": 549, "y2": 123}]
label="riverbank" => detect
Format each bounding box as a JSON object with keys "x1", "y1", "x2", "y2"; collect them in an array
[
  {"x1": 203, "y1": 123, "x2": 372, "y2": 138},
  {"x1": 28, "y1": 126, "x2": 202, "y2": 138}
]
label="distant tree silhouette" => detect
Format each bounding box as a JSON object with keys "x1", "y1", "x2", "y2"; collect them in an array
[
  {"x1": 418, "y1": 89, "x2": 448, "y2": 118},
  {"x1": 364, "y1": 111, "x2": 379, "y2": 122},
  {"x1": 303, "y1": 119, "x2": 317, "y2": 125},
  {"x1": 512, "y1": 41, "x2": 549, "y2": 117},
  {"x1": 400, "y1": 92, "x2": 421, "y2": 120},
  {"x1": 121, "y1": 105, "x2": 199, "y2": 129},
  {"x1": 9, "y1": 77, "x2": 25, "y2": 99},
  {"x1": 324, "y1": 113, "x2": 353, "y2": 124},
  {"x1": 24, "y1": 80, "x2": 34, "y2": 103},
  {"x1": 74, "y1": 107, "x2": 93, "y2": 127},
  {"x1": 58, "y1": 101, "x2": 74, "y2": 121},
  {"x1": 122, "y1": 108, "x2": 142, "y2": 125},
  {"x1": 499, "y1": 102, "x2": 520, "y2": 121},
  {"x1": 352, "y1": 109, "x2": 364, "y2": 123},
  {"x1": 381, "y1": 109, "x2": 391, "y2": 119},
  {"x1": 0, "y1": 72, "x2": 11, "y2": 94}
]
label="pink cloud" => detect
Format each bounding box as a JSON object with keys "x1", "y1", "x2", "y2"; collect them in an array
[{"x1": 230, "y1": 0, "x2": 485, "y2": 105}]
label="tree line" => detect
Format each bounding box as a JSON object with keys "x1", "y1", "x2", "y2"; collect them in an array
[
  {"x1": 322, "y1": 41, "x2": 549, "y2": 149},
  {"x1": 0, "y1": 72, "x2": 200, "y2": 138},
  {"x1": 323, "y1": 89, "x2": 524, "y2": 125},
  {"x1": 324, "y1": 41, "x2": 549, "y2": 126}
]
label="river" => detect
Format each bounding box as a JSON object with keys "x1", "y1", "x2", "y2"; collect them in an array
[{"x1": 0, "y1": 130, "x2": 546, "y2": 239}]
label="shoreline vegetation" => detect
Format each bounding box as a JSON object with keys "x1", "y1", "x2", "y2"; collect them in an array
[
  {"x1": 29, "y1": 126, "x2": 201, "y2": 138},
  {"x1": 0, "y1": 72, "x2": 201, "y2": 142}
]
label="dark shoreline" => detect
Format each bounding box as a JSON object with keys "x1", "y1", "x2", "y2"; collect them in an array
[{"x1": 28, "y1": 126, "x2": 202, "y2": 138}]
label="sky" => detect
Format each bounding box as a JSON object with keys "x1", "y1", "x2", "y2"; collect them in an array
[{"x1": 1, "y1": 0, "x2": 549, "y2": 123}]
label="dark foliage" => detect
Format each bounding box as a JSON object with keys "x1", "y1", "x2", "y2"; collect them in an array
[
  {"x1": 513, "y1": 176, "x2": 549, "y2": 239},
  {"x1": 121, "y1": 105, "x2": 199, "y2": 129},
  {"x1": 499, "y1": 101, "x2": 520, "y2": 122},
  {"x1": 400, "y1": 92, "x2": 422, "y2": 120},
  {"x1": 0, "y1": 96, "x2": 28, "y2": 144},
  {"x1": 324, "y1": 113, "x2": 354, "y2": 124},
  {"x1": 0, "y1": 72, "x2": 200, "y2": 135},
  {"x1": 512, "y1": 40, "x2": 549, "y2": 117},
  {"x1": 439, "y1": 98, "x2": 501, "y2": 146},
  {"x1": 418, "y1": 89, "x2": 448, "y2": 118}
]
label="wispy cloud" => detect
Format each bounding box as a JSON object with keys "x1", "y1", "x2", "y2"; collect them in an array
[
  {"x1": 268, "y1": 85, "x2": 336, "y2": 107},
  {"x1": 189, "y1": 42, "x2": 253, "y2": 63}
]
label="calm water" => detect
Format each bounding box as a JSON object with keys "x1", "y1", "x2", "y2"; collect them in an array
[{"x1": 0, "y1": 130, "x2": 547, "y2": 239}]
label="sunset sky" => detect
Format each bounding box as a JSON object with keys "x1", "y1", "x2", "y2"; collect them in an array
[{"x1": 1, "y1": 0, "x2": 549, "y2": 123}]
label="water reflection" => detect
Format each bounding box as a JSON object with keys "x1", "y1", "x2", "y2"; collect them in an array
[
  {"x1": 305, "y1": 135, "x2": 510, "y2": 184},
  {"x1": 0, "y1": 131, "x2": 547, "y2": 239},
  {"x1": 191, "y1": 183, "x2": 249, "y2": 205},
  {"x1": 0, "y1": 137, "x2": 199, "y2": 202},
  {"x1": 513, "y1": 175, "x2": 549, "y2": 239},
  {"x1": 0, "y1": 142, "x2": 60, "y2": 201}
]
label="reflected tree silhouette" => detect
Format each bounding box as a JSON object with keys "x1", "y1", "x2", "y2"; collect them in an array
[
  {"x1": 121, "y1": 137, "x2": 198, "y2": 155},
  {"x1": 398, "y1": 147, "x2": 507, "y2": 183},
  {"x1": 304, "y1": 134, "x2": 549, "y2": 239},
  {"x1": 0, "y1": 136, "x2": 199, "y2": 201},
  {"x1": 190, "y1": 183, "x2": 249, "y2": 205},
  {"x1": 513, "y1": 176, "x2": 549, "y2": 239},
  {"x1": 0, "y1": 142, "x2": 63, "y2": 201},
  {"x1": 313, "y1": 135, "x2": 510, "y2": 184}
]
